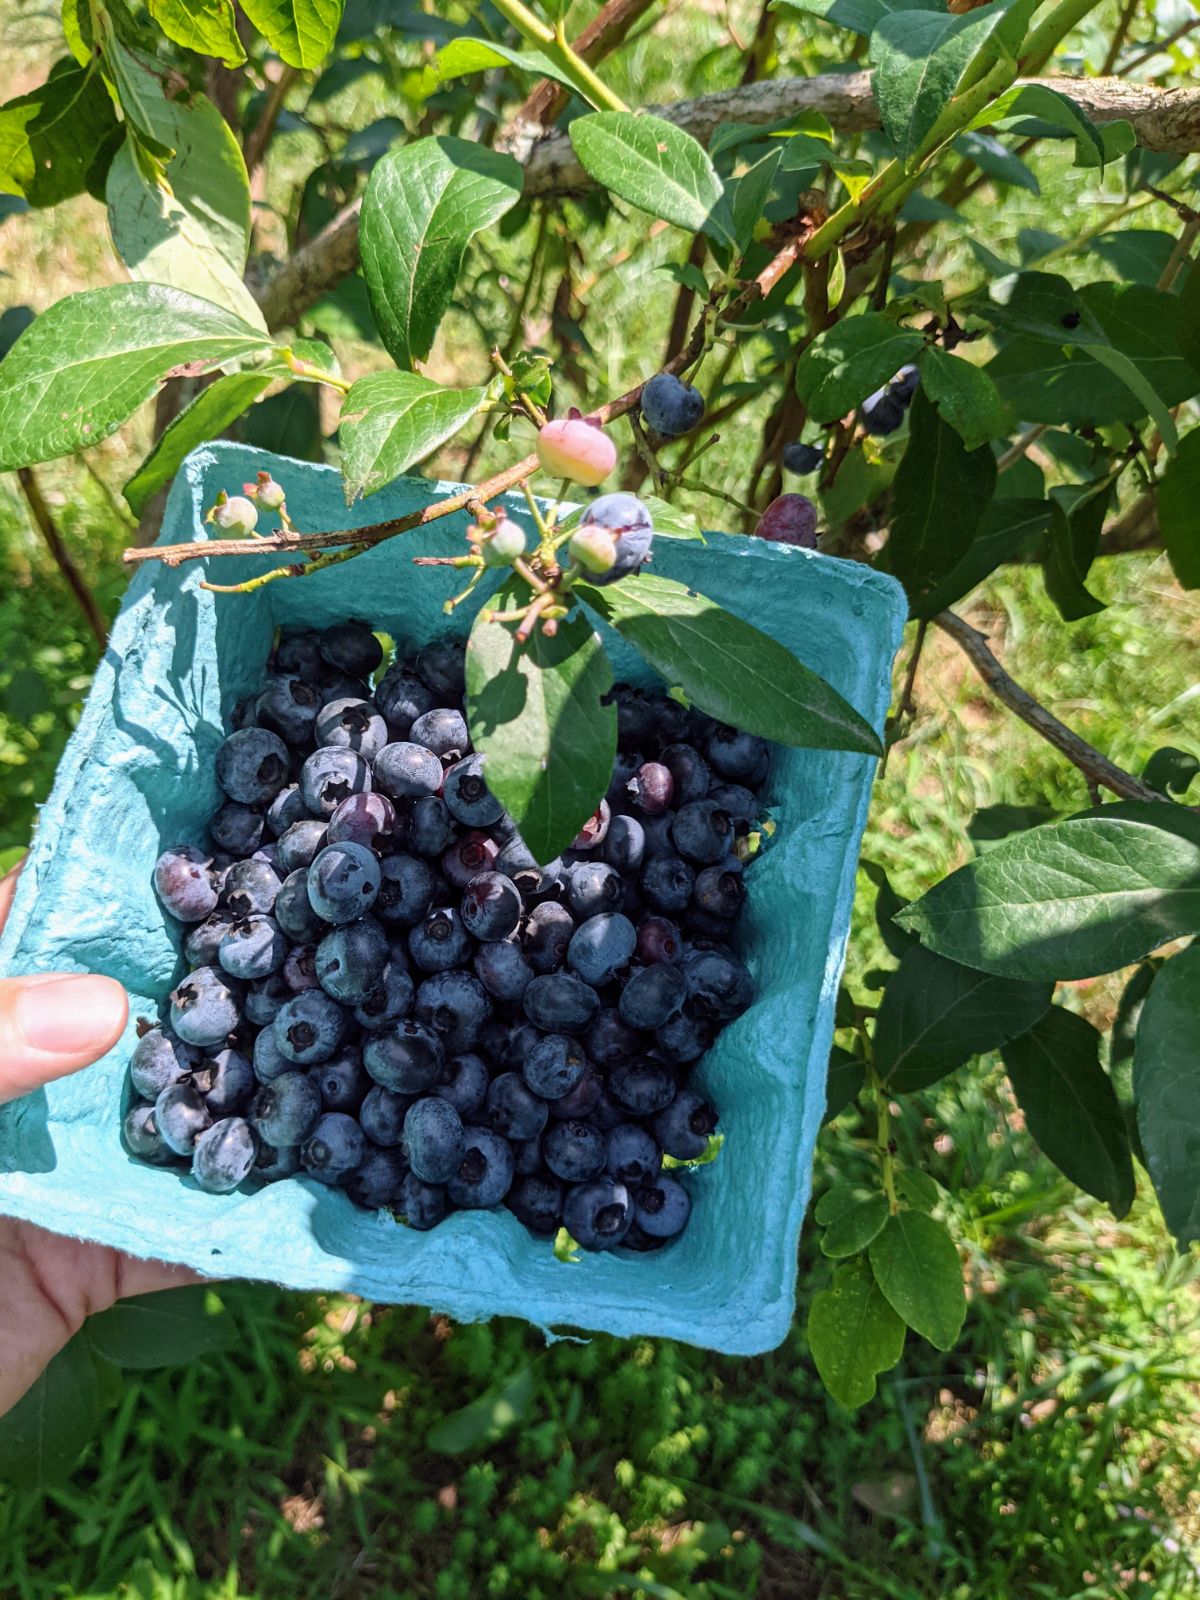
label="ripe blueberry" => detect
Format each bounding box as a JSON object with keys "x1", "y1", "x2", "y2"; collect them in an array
[{"x1": 640, "y1": 372, "x2": 704, "y2": 439}]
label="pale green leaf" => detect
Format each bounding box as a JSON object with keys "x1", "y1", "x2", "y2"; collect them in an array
[
  {"x1": 807, "y1": 1258, "x2": 905, "y2": 1409},
  {"x1": 149, "y1": 0, "x2": 246, "y2": 64},
  {"x1": 569, "y1": 112, "x2": 734, "y2": 246},
  {"x1": 239, "y1": 0, "x2": 344, "y2": 69},
  {"x1": 339, "y1": 372, "x2": 485, "y2": 500}
]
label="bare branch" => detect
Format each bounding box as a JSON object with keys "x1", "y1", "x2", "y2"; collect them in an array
[{"x1": 16, "y1": 468, "x2": 107, "y2": 649}]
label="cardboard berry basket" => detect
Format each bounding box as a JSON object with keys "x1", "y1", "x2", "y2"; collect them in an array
[{"x1": 0, "y1": 443, "x2": 905, "y2": 1356}]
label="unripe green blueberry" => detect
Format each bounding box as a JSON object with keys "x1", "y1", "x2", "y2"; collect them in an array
[
  {"x1": 536, "y1": 415, "x2": 617, "y2": 487},
  {"x1": 253, "y1": 474, "x2": 287, "y2": 511},
  {"x1": 212, "y1": 495, "x2": 258, "y2": 535},
  {"x1": 481, "y1": 517, "x2": 527, "y2": 568},
  {"x1": 569, "y1": 523, "x2": 619, "y2": 574}
]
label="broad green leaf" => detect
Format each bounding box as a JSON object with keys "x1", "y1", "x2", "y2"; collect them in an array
[
  {"x1": 860, "y1": 860, "x2": 916, "y2": 959},
  {"x1": 795, "y1": 313, "x2": 924, "y2": 423},
  {"x1": 86, "y1": 1286, "x2": 237, "y2": 1368},
  {"x1": 107, "y1": 96, "x2": 263, "y2": 327},
  {"x1": 895, "y1": 1168, "x2": 940, "y2": 1212},
  {"x1": 1087, "y1": 344, "x2": 1178, "y2": 457},
  {"x1": 967, "y1": 803, "x2": 1059, "y2": 851},
  {"x1": 576, "y1": 573, "x2": 883, "y2": 757},
  {"x1": 1089, "y1": 230, "x2": 1177, "y2": 289},
  {"x1": 568, "y1": 112, "x2": 734, "y2": 247},
  {"x1": 433, "y1": 37, "x2": 576, "y2": 94},
  {"x1": 123, "y1": 369, "x2": 275, "y2": 513},
  {"x1": 869, "y1": 5, "x2": 1014, "y2": 163},
  {"x1": 916, "y1": 347, "x2": 1009, "y2": 451},
  {"x1": 807, "y1": 1258, "x2": 905, "y2": 1410},
  {"x1": 360, "y1": 136, "x2": 523, "y2": 369},
  {"x1": 772, "y1": 0, "x2": 932, "y2": 36},
  {"x1": 426, "y1": 1365, "x2": 535, "y2": 1454},
  {"x1": 953, "y1": 130, "x2": 1039, "y2": 195},
  {"x1": 339, "y1": 373, "x2": 485, "y2": 500},
  {"x1": 978, "y1": 83, "x2": 1105, "y2": 167},
  {"x1": 883, "y1": 389, "x2": 997, "y2": 611},
  {"x1": 868, "y1": 1211, "x2": 965, "y2": 1349},
  {"x1": 61, "y1": 0, "x2": 95, "y2": 65},
  {"x1": 875, "y1": 943, "x2": 1052, "y2": 1093},
  {"x1": 730, "y1": 148, "x2": 781, "y2": 251},
  {"x1": 466, "y1": 583, "x2": 617, "y2": 865},
  {"x1": 896, "y1": 808, "x2": 1200, "y2": 981},
  {"x1": 149, "y1": 0, "x2": 246, "y2": 63},
  {"x1": 656, "y1": 261, "x2": 710, "y2": 297},
  {"x1": 972, "y1": 269, "x2": 1104, "y2": 344},
  {"x1": 0, "y1": 61, "x2": 118, "y2": 208},
  {"x1": 821, "y1": 1191, "x2": 890, "y2": 1258},
  {"x1": 815, "y1": 1183, "x2": 876, "y2": 1226},
  {"x1": 0, "y1": 1332, "x2": 99, "y2": 1486},
  {"x1": 1155, "y1": 425, "x2": 1200, "y2": 590},
  {"x1": 239, "y1": 0, "x2": 344, "y2": 69},
  {"x1": 1133, "y1": 944, "x2": 1200, "y2": 1246},
  {"x1": 1082, "y1": 280, "x2": 1200, "y2": 421},
  {"x1": 1042, "y1": 479, "x2": 1112, "y2": 622},
  {"x1": 823, "y1": 1047, "x2": 866, "y2": 1122},
  {"x1": 103, "y1": 38, "x2": 176, "y2": 162},
  {"x1": 915, "y1": 496, "x2": 1052, "y2": 618},
  {"x1": 0, "y1": 283, "x2": 272, "y2": 469},
  {"x1": 640, "y1": 495, "x2": 704, "y2": 542},
  {"x1": 1003, "y1": 1006, "x2": 1135, "y2": 1216}
]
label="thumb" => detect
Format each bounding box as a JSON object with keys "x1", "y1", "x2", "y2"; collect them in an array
[{"x1": 0, "y1": 973, "x2": 129, "y2": 1104}]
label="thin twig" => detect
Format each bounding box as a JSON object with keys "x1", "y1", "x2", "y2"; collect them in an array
[
  {"x1": 1122, "y1": 14, "x2": 1200, "y2": 75},
  {"x1": 997, "y1": 424, "x2": 1048, "y2": 473},
  {"x1": 243, "y1": 64, "x2": 300, "y2": 177},
  {"x1": 1157, "y1": 218, "x2": 1199, "y2": 292},
  {"x1": 935, "y1": 609, "x2": 1163, "y2": 804},
  {"x1": 1101, "y1": 0, "x2": 1140, "y2": 75},
  {"x1": 16, "y1": 468, "x2": 107, "y2": 648}
]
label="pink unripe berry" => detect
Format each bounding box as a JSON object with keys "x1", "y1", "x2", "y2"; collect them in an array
[
  {"x1": 212, "y1": 495, "x2": 258, "y2": 535},
  {"x1": 481, "y1": 516, "x2": 527, "y2": 568},
  {"x1": 536, "y1": 415, "x2": 617, "y2": 486},
  {"x1": 569, "y1": 523, "x2": 618, "y2": 574}
]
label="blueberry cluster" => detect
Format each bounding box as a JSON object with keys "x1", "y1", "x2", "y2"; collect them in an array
[{"x1": 125, "y1": 620, "x2": 769, "y2": 1254}]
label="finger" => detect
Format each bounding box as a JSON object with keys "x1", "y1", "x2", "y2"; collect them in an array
[
  {"x1": 117, "y1": 1252, "x2": 207, "y2": 1299},
  {"x1": 0, "y1": 973, "x2": 128, "y2": 1104}
]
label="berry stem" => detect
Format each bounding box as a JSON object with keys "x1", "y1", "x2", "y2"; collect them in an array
[
  {"x1": 866, "y1": 1057, "x2": 899, "y2": 1216},
  {"x1": 282, "y1": 349, "x2": 352, "y2": 394}
]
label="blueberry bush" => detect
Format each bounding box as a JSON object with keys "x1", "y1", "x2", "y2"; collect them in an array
[{"x1": 0, "y1": 0, "x2": 1198, "y2": 1492}]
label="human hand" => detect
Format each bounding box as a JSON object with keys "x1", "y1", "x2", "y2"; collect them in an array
[{"x1": 0, "y1": 865, "x2": 197, "y2": 1416}]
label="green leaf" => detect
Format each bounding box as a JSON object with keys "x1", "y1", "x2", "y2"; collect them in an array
[
  {"x1": 868, "y1": 1211, "x2": 965, "y2": 1350},
  {"x1": 821, "y1": 1191, "x2": 890, "y2": 1258},
  {"x1": 1133, "y1": 944, "x2": 1200, "y2": 1247},
  {"x1": 869, "y1": 5, "x2": 1014, "y2": 163},
  {"x1": 106, "y1": 95, "x2": 263, "y2": 327},
  {"x1": 576, "y1": 572, "x2": 883, "y2": 757},
  {"x1": 795, "y1": 312, "x2": 924, "y2": 423},
  {"x1": 773, "y1": 0, "x2": 934, "y2": 38},
  {"x1": 0, "y1": 283, "x2": 272, "y2": 469},
  {"x1": 426, "y1": 1365, "x2": 535, "y2": 1455},
  {"x1": 640, "y1": 495, "x2": 704, "y2": 542},
  {"x1": 149, "y1": 0, "x2": 246, "y2": 64},
  {"x1": 967, "y1": 802, "x2": 1059, "y2": 851},
  {"x1": 339, "y1": 373, "x2": 485, "y2": 500},
  {"x1": 1142, "y1": 747, "x2": 1199, "y2": 799},
  {"x1": 433, "y1": 37, "x2": 575, "y2": 94},
  {"x1": 914, "y1": 496, "x2": 1052, "y2": 619},
  {"x1": 656, "y1": 261, "x2": 710, "y2": 297},
  {"x1": 1180, "y1": 259, "x2": 1200, "y2": 373},
  {"x1": 123, "y1": 369, "x2": 275, "y2": 514},
  {"x1": 896, "y1": 807, "x2": 1200, "y2": 981},
  {"x1": 103, "y1": 38, "x2": 176, "y2": 162},
  {"x1": 895, "y1": 1168, "x2": 940, "y2": 1212},
  {"x1": 916, "y1": 347, "x2": 1009, "y2": 451},
  {"x1": 883, "y1": 388, "x2": 997, "y2": 611},
  {"x1": 823, "y1": 1047, "x2": 866, "y2": 1122},
  {"x1": 1156, "y1": 428, "x2": 1200, "y2": 590},
  {"x1": 61, "y1": 0, "x2": 96, "y2": 66},
  {"x1": 1003, "y1": 1006, "x2": 1135, "y2": 1216},
  {"x1": 807, "y1": 1258, "x2": 905, "y2": 1409},
  {"x1": 360, "y1": 136, "x2": 523, "y2": 370},
  {"x1": 1042, "y1": 478, "x2": 1112, "y2": 622},
  {"x1": 953, "y1": 130, "x2": 1039, "y2": 195},
  {"x1": 239, "y1": 0, "x2": 344, "y2": 69},
  {"x1": 1089, "y1": 230, "x2": 1177, "y2": 289},
  {"x1": 979, "y1": 83, "x2": 1105, "y2": 167},
  {"x1": 0, "y1": 62, "x2": 119, "y2": 208},
  {"x1": 466, "y1": 583, "x2": 617, "y2": 865},
  {"x1": 85, "y1": 1286, "x2": 237, "y2": 1368},
  {"x1": 0, "y1": 1332, "x2": 99, "y2": 1486},
  {"x1": 860, "y1": 860, "x2": 915, "y2": 959},
  {"x1": 875, "y1": 943, "x2": 1052, "y2": 1093},
  {"x1": 730, "y1": 148, "x2": 781, "y2": 251},
  {"x1": 568, "y1": 112, "x2": 734, "y2": 247}
]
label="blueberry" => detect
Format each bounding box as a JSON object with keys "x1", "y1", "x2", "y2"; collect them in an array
[
  {"x1": 543, "y1": 1120, "x2": 605, "y2": 1183},
  {"x1": 376, "y1": 853, "x2": 439, "y2": 928},
  {"x1": 302, "y1": 1112, "x2": 366, "y2": 1184},
  {"x1": 276, "y1": 819, "x2": 329, "y2": 875},
  {"x1": 246, "y1": 972, "x2": 293, "y2": 1026},
  {"x1": 359, "y1": 1084, "x2": 413, "y2": 1145},
  {"x1": 352, "y1": 961, "x2": 415, "y2": 1031},
  {"x1": 634, "y1": 915, "x2": 682, "y2": 965},
  {"x1": 273, "y1": 630, "x2": 326, "y2": 684},
  {"x1": 547, "y1": 1059, "x2": 603, "y2": 1121},
  {"x1": 782, "y1": 440, "x2": 824, "y2": 475},
  {"x1": 706, "y1": 782, "x2": 758, "y2": 832},
  {"x1": 618, "y1": 1221, "x2": 666, "y2": 1253},
  {"x1": 474, "y1": 938, "x2": 534, "y2": 1004},
  {"x1": 753, "y1": 492, "x2": 819, "y2": 549},
  {"x1": 506, "y1": 1174, "x2": 564, "y2": 1237},
  {"x1": 308, "y1": 842, "x2": 381, "y2": 924},
  {"x1": 511, "y1": 1135, "x2": 544, "y2": 1175},
  {"x1": 257, "y1": 674, "x2": 321, "y2": 745},
  {"x1": 442, "y1": 831, "x2": 499, "y2": 890},
  {"x1": 274, "y1": 870, "x2": 326, "y2": 942},
  {"x1": 250, "y1": 1070, "x2": 323, "y2": 1147},
  {"x1": 640, "y1": 813, "x2": 678, "y2": 862},
  {"x1": 193, "y1": 1117, "x2": 258, "y2": 1193},
  {"x1": 155, "y1": 1081, "x2": 213, "y2": 1155},
  {"x1": 618, "y1": 962, "x2": 687, "y2": 1030},
  {"x1": 495, "y1": 835, "x2": 560, "y2": 897},
  {"x1": 568, "y1": 912, "x2": 636, "y2": 986},
  {"x1": 282, "y1": 942, "x2": 319, "y2": 993},
  {"x1": 601, "y1": 814, "x2": 645, "y2": 875},
  {"x1": 399, "y1": 1172, "x2": 448, "y2": 1229},
  {"x1": 608, "y1": 684, "x2": 657, "y2": 745},
  {"x1": 627, "y1": 762, "x2": 673, "y2": 815},
  {"x1": 891, "y1": 362, "x2": 920, "y2": 403},
  {"x1": 571, "y1": 800, "x2": 611, "y2": 850},
  {"x1": 670, "y1": 800, "x2": 733, "y2": 865},
  {"x1": 433, "y1": 1052, "x2": 489, "y2": 1120},
  {"x1": 315, "y1": 1047, "x2": 369, "y2": 1112},
  {"x1": 320, "y1": 620, "x2": 383, "y2": 679},
  {"x1": 485, "y1": 1072, "x2": 549, "y2": 1141},
  {"x1": 193, "y1": 1046, "x2": 255, "y2": 1116},
  {"x1": 640, "y1": 372, "x2": 704, "y2": 439},
  {"x1": 659, "y1": 744, "x2": 710, "y2": 807},
  {"x1": 363, "y1": 1020, "x2": 445, "y2": 1093},
  {"x1": 300, "y1": 748, "x2": 374, "y2": 818},
  {"x1": 414, "y1": 970, "x2": 491, "y2": 1054},
  {"x1": 634, "y1": 1174, "x2": 692, "y2": 1239},
  {"x1": 409, "y1": 707, "x2": 469, "y2": 761},
  {"x1": 861, "y1": 387, "x2": 906, "y2": 436},
  {"x1": 216, "y1": 728, "x2": 290, "y2": 807},
  {"x1": 130, "y1": 1026, "x2": 197, "y2": 1099},
  {"x1": 606, "y1": 749, "x2": 642, "y2": 803},
  {"x1": 563, "y1": 1178, "x2": 633, "y2": 1250},
  {"x1": 605, "y1": 1124, "x2": 662, "y2": 1187},
  {"x1": 522, "y1": 901, "x2": 575, "y2": 974},
  {"x1": 274, "y1": 989, "x2": 348, "y2": 1065},
  {"x1": 312, "y1": 699, "x2": 387, "y2": 764},
  {"x1": 252, "y1": 1024, "x2": 291, "y2": 1083},
  {"x1": 373, "y1": 740, "x2": 443, "y2": 802},
  {"x1": 401, "y1": 795, "x2": 451, "y2": 859},
  {"x1": 415, "y1": 637, "x2": 467, "y2": 702},
  {"x1": 374, "y1": 666, "x2": 435, "y2": 734},
  {"x1": 211, "y1": 802, "x2": 266, "y2": 856},
  {"x1": 265, "y1": 783, "x2": 310, "y2": 839},
  {"x1": 221, "y1": 857, "x2": 282, "y2": 918},
  {"x1": 346, "y1": 1146, "x2": 409, "y2": 1210},
  {"x1": 403, "y1": 1096, "x2": 465, "y2": 1184},
  {"x1": 705, "y1": 726, "x2": 769, "y2": 786},
  {"x1": 255, "y1": 1142, "x2": 302, "y2": 1181},
  {"x1": 460, "y1": 871, "x2": 522, "y2": 942},
  {"x1": 316, "y1": 917, "x2": 389, "y2": 1004},
  {"x1": 586, "y1": 1008, "x2": 642, "y2": 1068},
  {"x1": 610, "y1": 1059, "x2": 676, "y2": 1115},
  {"x1": 654, "y1": 1089, "x2": 718, "y2": 1159},
  {"x1": 680, "y1": 947, "x2": 754, "y2": 1020},
  {"x1": 523, "y1": 972, "x2": 600, "y2": 1035},
  {"x1": 409, "y1": 906, "x2": 471, "y2": 973},
  {"x1": 442, "y1": 753, "x2": 503, "y2": 827},
  {"x1": 641, "y1": 853, "x2": 695, "y2": 915},
  {"x1": 169, "y1": 966, "x2": 241, "y2": 1048},
  {"x1": 564, "y1": 860, "x2": 623, "y2": 920},
  {"x1": 251, "y1": 841, "x2": 284, "y2": 875},
  {"x1": 523, "y1": 1032, "x2": 587, "y2": 1100},
  {"x1": 184, "y1": 910, "x2": 238, "y2": 968},
  {"x1": 327, "y1": 791, "x2": 397, "y2": 853},
  {"x1": 693, "y1": 860, "x2": 745, "y2": 922},
  {"x1": 155, "y1": 845, "x2": 218, "y2": 923},
  {"x1": 219, "y1": 914, "x2": 287, "y2": 981},
  {"x1": 655, "y1": 1010, "x2": 713, "y2": 1063},
  {"x1": 447, "y1": 1127, "x2": 515, "y2": 1208},
  {"x1": 123, "y1": 1102, "x2": 177, "y2": 1165}
]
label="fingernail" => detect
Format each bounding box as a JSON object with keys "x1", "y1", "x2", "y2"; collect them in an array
[{"x1": 17, "y1": 975, "x2": 128, "y2": 1057}]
